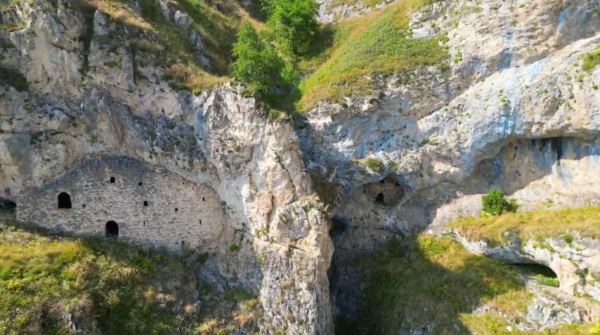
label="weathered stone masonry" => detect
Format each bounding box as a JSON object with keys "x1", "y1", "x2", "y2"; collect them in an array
[{"x1": 16, "y1": 155, "x2": 229, "y2": 252}]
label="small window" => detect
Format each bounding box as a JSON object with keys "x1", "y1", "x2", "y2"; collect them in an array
[
  {"x1": 181, "y1": 241, "x2": 185, "y2": 246},
  {"x1": 175, "y1": 208, "x2": 179, "y2": 212},
  {"x1": 138, "y1": 182, "x2": 143, "y2": 186},
  {"x1": 202, "y1": 197, "x2": 205, "y2": 202},
  {"x1": 82, "y1": 204, "x2": 86, "y2": 208},
  {"x1": 143, "y1": 221, "x2": 146, "y2": 226},
  {"x1": 199, "y1": 220, "x2": 202, "y2": 224},
  {"x1": 58, "y1": 192, "x2": 72, "y2": 209},
  {"x1": 143, "y1": 201, "x2": 148, "y2": 207},
  {"x1": 106, "y1": 221, "x2": 119, "y2": 237},
  {"x1": 110, "y1": 177, "x2": 115, "y2": 183}
]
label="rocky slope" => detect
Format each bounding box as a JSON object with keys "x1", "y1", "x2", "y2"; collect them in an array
[
  {"x1": 2, "y1": 0, "x2": 600, "y2": 333},
  {"x1": 0, "y1": 0, "x2": 332, "y2": 333}
]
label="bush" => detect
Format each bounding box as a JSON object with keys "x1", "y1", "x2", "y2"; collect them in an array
[
  {"x1": 262, "y1": 0, "x2": 319, "y2": 57},
  {"x1": 364, "y1": 157, "x2": 383, "y2": 173},
  {"x1": 539, "y1": 277, "x2": 559, "y2": 287},
  {"x1": 482, "y1": 190, "x2": 518, "y2": 216},
  {"x1": 231, "y1": 22, "x2": 296, "y2": 96},
  {"x1": 0, "y1": 65, "x2": 28, "y2": 92}
]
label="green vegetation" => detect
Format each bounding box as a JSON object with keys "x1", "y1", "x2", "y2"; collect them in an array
[
  {"x1": 482, "y1": 189, "x2": 518, "y2": 216},
  {"x1": 451, "y1": 206, "x2": 600, "y2": 247},
  {"x1": 231, "y1": 22, "x2": 296, "y2": 96},
  {"x1": 364, "y1": 157, "x2": 383, "y2": 173},
  {"x1": 262, "y1": 0, "x2": 319, "y2": 57},
  {"x1": 582, "y1": 46, "x2": 600, "y2": 73},
  {"x1": 358, "y1": 236, "x2": 532, "y2": 333},
  {"x1": 540, "y1": 277, "x2": 560, "y2": 287},
  {"x1": 82, "y1": 0, "x2": 252, "y2": 90},
  {"x1": 354, "y1": 235, "x2": 594, "y2": 334},
  {"x1": 0, "y1": 222, "x2": 260, "y2": 334},
  {"x1": 327, "y1": 0, "x2": 387, "y2": 10},
  {"x1": 0, "y1": 65, "x2": 28, "y2": 92},
  {"x1": 297, "y1": 0, "x2": 449, "y2": 110}
]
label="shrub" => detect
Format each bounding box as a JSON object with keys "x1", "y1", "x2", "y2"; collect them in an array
[
  {"x1": 0, "y1": 65, "x2": 28, "y2": 92},
  {"x1": 364, "y1": 157, "x2": 383, "y2": 173},
  {"x1": 539, "y1": 277, "x2": 559, "y2": 287},
  {"x1": 231, "y1": 22, "x2": 297, "y2": 96},
  {"x1": 262, "y1": 0, "x2": 319, "y2": 57},
  {"x1": 481, "y1": 189, "x2": 518, "y2": 216},
  {"x1": 582, "y1": 47, "x2": 600, "y2": 73},
  {"x1": 563, "y1": 234, "x2": 574, "y2": 244}
]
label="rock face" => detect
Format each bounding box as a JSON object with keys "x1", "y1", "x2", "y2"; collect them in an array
[
  {"x1": 302, "y1": 0, "x2": 600, "y2": 329},
  {"x1": 3, "y1": 0, "x2": 600, "y2": 332},
  {"x1": 0, "y1": 0, "x2": 332, "y2": 333},
  {"x1": 455, "y1": 232, "x2": 600, "y2": 307}
]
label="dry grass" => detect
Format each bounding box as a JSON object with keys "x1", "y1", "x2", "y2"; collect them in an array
[
  {"x1": 450, "y1": 206, "x2": 600, "y2": 246},
  {"x1": 0, "y1": 222, "x2": 261, "y2": 334},
  {"x1": 297, "y1": 0, "x2": 448, "y2": 111},
  {"x1": 359, "y1": 235, "x2": 533, "y2": 334}
]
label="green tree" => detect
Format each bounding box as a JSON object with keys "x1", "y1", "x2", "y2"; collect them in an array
[
  {"x1": 482, "y1": 189, "x2": 518, "y2": 216},
  {"x1": 262, "y1": 0, "x2": 319, "y2": 56},
  {"x1": 231, "y1": 22, "x2": 296, "y2": 96}
]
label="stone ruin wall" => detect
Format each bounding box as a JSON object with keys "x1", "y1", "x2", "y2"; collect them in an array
[{"x1": 16, "y1": 155, "x2": 230, "y2": 252}]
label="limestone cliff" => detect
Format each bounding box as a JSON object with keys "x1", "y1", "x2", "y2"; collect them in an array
[{"x1": 3, "y1": 0, "x2": 600, "y2": 333}]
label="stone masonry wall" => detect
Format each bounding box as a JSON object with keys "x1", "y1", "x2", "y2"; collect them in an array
[{"x1": 16, "y1": 155, "x2": 229, "y2": 252}]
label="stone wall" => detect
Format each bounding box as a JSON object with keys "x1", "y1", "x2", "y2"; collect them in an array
[{"x1": 16, "y1": 155, "x2": 229, "y2": 252}]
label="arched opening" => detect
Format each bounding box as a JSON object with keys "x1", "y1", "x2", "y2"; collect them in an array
[
  {"x1": 106, "y1": 221, "x2": 119, "y2": 237},
  {"x1": 329, "y1": 216, "x2": 347, "y2": 239},
  {"x1": 58, "y1": 192, "x2": 72, "y2": 209},
  {"x1": 512, "y1": 263, "x2": 558, "y2": 287},
  {"x1": 375, "y1": 193, "x2": 384, "y2": 203},
  {"x1": 143, "y1": 201, "x2": 148, "y2": 207},
  {"x1": 110, "y1": 177, "x2": 115, "y2": 183}
]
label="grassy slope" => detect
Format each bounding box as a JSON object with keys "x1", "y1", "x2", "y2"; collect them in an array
[
  {"x1": 296, "y1": 0, "x2": 449, "y2": 111},
  {"x1": 450, "y1": 206, "x2": 600, "y2": 246},
  {"x1": 0, "y1": 222, "x2": 260, "y2": 335},
  {"x1": 350, "y1": 235, "x2": 596, "y2": 334}
]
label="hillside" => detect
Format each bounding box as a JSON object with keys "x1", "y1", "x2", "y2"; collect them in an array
[
  {"x1": 0, "y1": 220, "x2": 260, "y2": 334},
  {"x1": 2, "y1": 0, "x2": 600, "y2": 333}
]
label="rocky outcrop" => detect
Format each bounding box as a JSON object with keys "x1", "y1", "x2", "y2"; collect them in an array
[
  {"x1": 303, "y1": 0, "x2": 600, "y2": 329},
  {"x1": 455, "y1": 232, "x2": 600, "y2": 305},
  {"x1": 0, "y1": 0, "x2": 332, "y2": 333},
  {"x1": 3, "y1": 0, "x2": 600, "y2": 332}
]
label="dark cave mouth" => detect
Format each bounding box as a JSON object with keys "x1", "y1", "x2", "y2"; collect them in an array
[
  {"x1": 329, "y1": 216, "x2": 347, "y2": 239},
  {"x1": 511, "y1": 263, "x2": 559, "y2": 287}
]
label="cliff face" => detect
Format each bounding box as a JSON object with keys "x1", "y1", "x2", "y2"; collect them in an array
[
  {"x1": 0, "y1": 0, "x2": 332, "y2": 333},
  {"x1": 3, "y1": 0, "x2": 600, "y2": 333}
]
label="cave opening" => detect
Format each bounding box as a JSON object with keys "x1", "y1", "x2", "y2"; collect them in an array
[
  {"x1": 511, "y1": 263, "x2": 558, "y2": 286},
  {"x1": 329, "y1": 216, "x2": 347, "y2": 239},
  {"x1": 57, "y1": 192, "x2": 72, "y2": 209},
  {"x1": 105, "y1": 221, "x2": 119, "y2": 238},
  {"x1": 375, "y1": 193, "x2": 384, "y2": 203},
  {"x1": 0, "y1": 197, "x2": 16, "y2": 210}
]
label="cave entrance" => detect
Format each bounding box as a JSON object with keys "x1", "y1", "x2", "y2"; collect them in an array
[
  {"x1": 106, "y1": 221, "x2": 119, "y2": 238},
  {"x1": 375, "y1": 193, "x2": 384, "y2": 203},
  {"x1": 58, "y1": 192, "x2": 72, "y2": 209},
  {"x1": 329, "y1": 216, "x2": 347, "y2": 239},
  {"x1": 512, "y1": 263, "x2": 559, "y2": 286}
]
